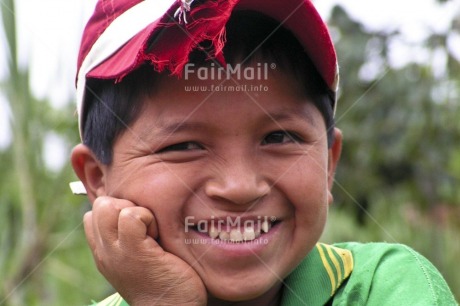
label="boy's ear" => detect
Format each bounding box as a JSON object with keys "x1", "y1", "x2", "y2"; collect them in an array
[
  {"x1": 327, "y1": 128, "x2": 342, "y2": 197},
  {"x1": 71, "y1": 144, "x2": 107, "y2": 203}
]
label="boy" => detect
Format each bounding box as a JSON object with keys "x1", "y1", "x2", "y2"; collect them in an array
[{"x1": 70, "y1": 0, "x2": 457, "y2": 305}]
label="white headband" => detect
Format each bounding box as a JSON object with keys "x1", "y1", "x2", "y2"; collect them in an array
[{"x1": 76, "y1": 0, "x2": 177, "y2": 138}]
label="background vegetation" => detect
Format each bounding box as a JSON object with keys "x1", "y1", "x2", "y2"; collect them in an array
[{"x1": 0, "y1": 0, "x2": 459, "y2": 304}]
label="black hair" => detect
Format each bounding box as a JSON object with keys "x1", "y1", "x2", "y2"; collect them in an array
[{"x1": 82, "y1": 11, "x2": 335, "y2": 164}]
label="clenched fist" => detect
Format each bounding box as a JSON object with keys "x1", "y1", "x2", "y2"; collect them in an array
[{"x1": 84, "y1": 196, "x2": 207, "y2": 306}]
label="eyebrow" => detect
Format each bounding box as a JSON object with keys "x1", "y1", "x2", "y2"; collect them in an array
[
  {"x1": 138, "y1": 120, "x2": 208, "y2": 143},
  {"x1": 265, "y1": 109, "x2": 316, "y2": 126},
  {"x1": 138, "y1": 106, "x2": 317, "y2": 141},
  {"x1": 156, "y1": 121, "x2": 208, "y2": 136}
]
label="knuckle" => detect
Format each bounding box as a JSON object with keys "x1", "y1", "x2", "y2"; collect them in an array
[
  {"x1": 119, "y1": 207, "x2": 137, "y2": 219},
  {"x1": 94, "y1": 196, "x2": 115, "y2": 210}
]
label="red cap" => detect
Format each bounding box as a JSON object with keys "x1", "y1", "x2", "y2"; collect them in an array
[{"x1": 76, "y1": 0, "x2": 338, "y2": 136}]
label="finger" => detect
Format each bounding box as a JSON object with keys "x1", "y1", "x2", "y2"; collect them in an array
[
  {"x1": 146, "y1": 211, "x2": 159, "y2": 240},
  {"x1": 84, "y1": 211, "x2": 110, "y2": 275},
  {"x1": 92, "y1": 196, "x2": 136, "y2": 246},
  {"x1": 91, "y1": 197, "x2": 120, "y2": 245},
  {"x1": 118, "y1": 206, "x2": 160, "y2": 251},
  {"x1": 83, "y1": 211, "x2": 97, "y2": 252}
]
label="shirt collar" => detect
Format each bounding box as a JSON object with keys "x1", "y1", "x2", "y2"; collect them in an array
[{"x1": 281, "y1": 243, "x2": 354, "y2": 305}]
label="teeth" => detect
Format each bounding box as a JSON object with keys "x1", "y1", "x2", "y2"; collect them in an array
[
  {"x1": 209, "y1": 225, "x2": 219, "y2": 239},
  {"x1": 261, "y1": 220, "x2": 271, "y2": 233},
  {"x1": 219, "y1": 231, "x2": 230, "y2": 241},
  {"x1": 230, "y1": 229, "x2": 243, "y2": 242},
  {"x1": 206, "y1": 219, "x2": 275, "y2": 241},
  {"x1": 243, "y1": 227, "x2": 256, "y2": 241}
]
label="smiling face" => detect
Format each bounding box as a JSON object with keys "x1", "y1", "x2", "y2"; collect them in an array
[{"x1": 91, "y1": 66, "x2": 341, "y2": 302}]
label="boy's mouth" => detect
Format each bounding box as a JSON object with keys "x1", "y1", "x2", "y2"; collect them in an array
[{"x1": 189, "y1": 218, "x2": 279, "y2": 243}]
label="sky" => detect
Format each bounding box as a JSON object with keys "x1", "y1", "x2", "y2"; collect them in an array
[{"x1": 1, "y1": 0, "x2": 459, "y2": 169}]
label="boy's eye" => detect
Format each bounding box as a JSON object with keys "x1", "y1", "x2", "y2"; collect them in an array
[
  {"x1": 262, "y1": 131, "x2": 301, "y2": 145},
  {"x1": 157, "y1": 142, "x2": 203, "y2": 153}
]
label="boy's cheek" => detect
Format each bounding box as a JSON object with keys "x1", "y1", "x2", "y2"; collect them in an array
[{"x1": 104, "y1": 168, "x2": 193, "y2": 215}]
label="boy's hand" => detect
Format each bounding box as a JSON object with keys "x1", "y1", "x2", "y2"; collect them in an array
[{"x1": 84, "y1": 196, "x2": 207, "y2": 306}]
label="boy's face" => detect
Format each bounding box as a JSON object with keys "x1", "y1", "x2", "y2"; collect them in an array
[{"x1": 91, "y1": 66, "x2": 341, "y2": 301}]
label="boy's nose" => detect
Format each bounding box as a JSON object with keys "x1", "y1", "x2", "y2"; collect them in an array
[{"x1": 204, "y1": 160, "x2": 270, "y2": 206}]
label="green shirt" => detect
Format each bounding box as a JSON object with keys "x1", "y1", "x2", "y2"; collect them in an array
[{"x1": 91, "y1": 242, "x2": 457, "y2": 306}]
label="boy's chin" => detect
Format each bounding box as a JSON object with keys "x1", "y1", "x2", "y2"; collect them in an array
[{"x1": 206, "y1": 277, "x2": 280, "y2": 303}]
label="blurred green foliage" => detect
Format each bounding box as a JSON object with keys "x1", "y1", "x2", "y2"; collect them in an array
[
  {"x1": 0, "y1": 0, "x2": 459, "y2": 304},
  {"x1": 325, "y1": 4, "x2": 460, "y2": 300},
  {"x1": 0, "y1": 0, "x2": 109, "y2": 305}
]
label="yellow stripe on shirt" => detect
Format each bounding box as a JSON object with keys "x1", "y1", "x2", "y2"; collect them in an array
[
  {"x1": 316, "y1": 243, "x2": 355, "y2": 296},
  {"x1": 316, "y1": 244, "x2": 336, "y2": 295},
  {"x1": 326, "y1": 245, "x2": 343, "y2": 282},
  {"x1": 330, "y1": 244, "x2": 354, "y2": 281}
]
